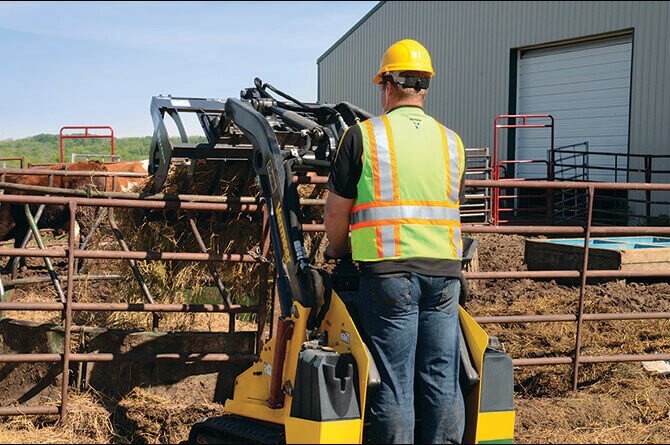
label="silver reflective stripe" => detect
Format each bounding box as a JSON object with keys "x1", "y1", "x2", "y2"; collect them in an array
[
  {"x1": 380, "y1": 225, "x2": 395, "y2": 257},
  {"x1": 444, "y1": 127, "x2": 461, "y2": 203},
  {"x1": 371, "y1": 117, "x2": 395, "y2": 201},
  {"x1": 453, "y1": 225, "x2": 463, "y2": 258},
  {"x1": 352, "y1": 205, "x2": 461, "y2": 224}
]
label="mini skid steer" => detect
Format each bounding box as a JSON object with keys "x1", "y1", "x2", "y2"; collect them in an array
[{"x1": 149, "y1": 79, "x2": 515, "y2": 444}]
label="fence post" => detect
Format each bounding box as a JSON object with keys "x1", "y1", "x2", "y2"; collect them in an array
[
  {"x1": 59, "y1": 201, "x2": 77, "y2": 424},
  {"x1": 645, "y1": 155, "x2": 652, "y2": 224},
  {"x1": 572, "y1": 186, "x2": 595, "y2": 391},
  {"x1": 546, "y1": 161, "x2": 553, "y2": 224}
]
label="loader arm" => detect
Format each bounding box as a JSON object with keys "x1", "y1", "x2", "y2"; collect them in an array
[{"x1": 224, "y1": 98, "x2": 320, "y2": 320}]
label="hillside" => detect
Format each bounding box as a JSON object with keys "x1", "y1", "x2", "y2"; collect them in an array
[{"x1": 0, "y1": 134, "x2": 206, "y2": 165}]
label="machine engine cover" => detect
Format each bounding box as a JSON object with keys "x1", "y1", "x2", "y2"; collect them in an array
[{"x1": 290, "y1": 349, "x2": 360, "y2": 422}]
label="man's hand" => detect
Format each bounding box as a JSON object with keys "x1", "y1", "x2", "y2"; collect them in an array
[
  {"x1": 324, "y1": 239, "x2": 352, "y2": 261},
  {"x1": 324, "y1": 244, "x2": 339, "y2": 261}
]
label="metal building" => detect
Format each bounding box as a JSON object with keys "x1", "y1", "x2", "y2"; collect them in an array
[{"x1": 317, "y1": 1, "x2": 670, "y2": 220}]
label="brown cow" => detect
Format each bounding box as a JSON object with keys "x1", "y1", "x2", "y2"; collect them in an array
[
  {"x1": 103, "y1": 160, "x2": 148, "y2": 192},
  {"x1": 0, "y1": 161, "x2": 108, "y2": 273}
]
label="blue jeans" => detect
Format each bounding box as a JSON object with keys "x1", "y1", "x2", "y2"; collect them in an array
[{"x1": 356, "y1": 272, "x2": 465, "y2": 444}]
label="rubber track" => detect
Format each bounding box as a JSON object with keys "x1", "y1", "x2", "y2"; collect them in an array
[{"x1": 188, "y1": 415, "x2": 285, "y2": 444}]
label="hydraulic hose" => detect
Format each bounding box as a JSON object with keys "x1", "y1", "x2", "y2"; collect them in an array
[
  {"x1": 270, "y1": 106, "x2": 322, "y2": 133},
  {"x1": 268, "y1": 317, "x2": 295, "y2": 409},
  {"x1": 263, "y1": 82, "x2": 310, "y2": 109}
]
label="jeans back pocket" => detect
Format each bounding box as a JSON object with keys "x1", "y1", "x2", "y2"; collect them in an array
[{"x1": 365, "y1": 272, "x2": 412, "y2": 317}]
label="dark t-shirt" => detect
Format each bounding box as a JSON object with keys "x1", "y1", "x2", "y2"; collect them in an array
[{"x1": 326, "y1": 106, "x2": 466, "y2": 277}]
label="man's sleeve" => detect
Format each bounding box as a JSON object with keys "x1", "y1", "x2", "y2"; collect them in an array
[{"x1": 326, "y1": 125, "x2": 363, "y2": 199}]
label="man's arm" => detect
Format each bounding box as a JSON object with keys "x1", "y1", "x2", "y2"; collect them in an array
[
  {"x1": 323, "y1": 125, "x2": 363, "y2": 259},
  {"x1": 324, "y1": 192, "x2": 354, "y2": 259}
]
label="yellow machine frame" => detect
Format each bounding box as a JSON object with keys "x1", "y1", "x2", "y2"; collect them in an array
[{"x1": 223, "y1": 292, "x2": 514, "y2": 444}]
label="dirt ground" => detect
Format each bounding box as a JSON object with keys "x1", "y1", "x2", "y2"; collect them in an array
[
  {"x1": 2, "y1": 227, "x2": 669, "y2": 443},
  {"x1": 469, "y1": 234, "x2": 670, "y2": 443}
]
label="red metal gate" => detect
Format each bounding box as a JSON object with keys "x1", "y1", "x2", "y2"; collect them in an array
[{"x1": 59, "y1": 126, "x2": 116, "y2": 163}]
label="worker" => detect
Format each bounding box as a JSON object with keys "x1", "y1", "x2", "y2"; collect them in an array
[{"x1": 324, "y1": 39, "x2": 466, "y2": 444}]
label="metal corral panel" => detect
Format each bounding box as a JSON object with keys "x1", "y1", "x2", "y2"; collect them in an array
[
  {"x1": 516, "y1": 36, "x2": 632, "y2": 180},
  {"x1": 318, "y1": 1, "x2": 670, "y2": 171}
]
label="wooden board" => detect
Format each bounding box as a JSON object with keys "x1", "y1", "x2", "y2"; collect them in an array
[
  {"x1": 620, "y1": 247, "x2": 670, "y2": 265},
  {"x1": 524, "y1": 239, "x2": 621, "y2": 271}
]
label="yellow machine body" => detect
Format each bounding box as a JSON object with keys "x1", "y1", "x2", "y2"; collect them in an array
[
  {"x1": 223, "y1": 293, "x2": 514, "y2": 444},
  {"x1": 460, "y1": 307, "x2": 515, "y2": 444},
  {"x1": 224, "y1": 293, "x2": 367, "y2": 443}
]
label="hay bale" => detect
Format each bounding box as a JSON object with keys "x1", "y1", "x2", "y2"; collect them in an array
[
  {"x1": 109, "y1": 160, "x2": 266, "y2": 310},
  {"x1": 87, "y1": 161, "x2": 331, "y2": 331}
]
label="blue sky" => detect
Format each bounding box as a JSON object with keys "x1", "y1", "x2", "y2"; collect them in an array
[{"x1": 0, "y1": 1, "x2": 377, "y2": 139}]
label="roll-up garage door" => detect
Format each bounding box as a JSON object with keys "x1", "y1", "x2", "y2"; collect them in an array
[{"x1": 515, "y1": 36, "x2": 632, "y2": 181}]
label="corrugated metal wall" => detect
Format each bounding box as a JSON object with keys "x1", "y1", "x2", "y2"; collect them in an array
[
  {"x1": 516, "y1": 37, "x2": 633, "y2": 181},
  {"x1": 318, "y1": 1, "x2": 670, "y2": 170}
]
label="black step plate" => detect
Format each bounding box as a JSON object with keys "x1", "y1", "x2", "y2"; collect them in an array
[{"x1": 188, "y1": 415, "x2": 285, "y2": 444}]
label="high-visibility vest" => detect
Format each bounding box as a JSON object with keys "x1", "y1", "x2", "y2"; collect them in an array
[{"x1": 351, "y1": 107, "x2": 465, "y2": 262}]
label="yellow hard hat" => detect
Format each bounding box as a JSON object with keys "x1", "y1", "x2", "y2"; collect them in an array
[{"x1": 373, "y1": 39, "x2": 435, "y2": 84}]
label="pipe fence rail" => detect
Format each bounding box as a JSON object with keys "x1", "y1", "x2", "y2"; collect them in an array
[
  {"x1": 1, "y1": 175, "x2": 669, "y2": 420},
  {"x1": 0, "y1": 187, "x2": 273, "y2": 422},
  {"x1": 0, "y1": 157, "x2": 25, "y2": 169}
]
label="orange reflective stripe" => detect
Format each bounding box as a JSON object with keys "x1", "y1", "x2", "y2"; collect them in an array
[
  {"x1": 394, "y1": 225, "x2": 401, "y2": 257},
  {"x1": 375, "y1": 226, "x2": 384, "y2": 258},
  {"x1": 351, "y1": 218, "x2": 460, "y2": 231},
  {"x1": 436, "y1": 120, "x2": 452, "y2": 203},
  {"x1": 382, "y1": 115, "x2": 400, "y2": 201},
  {"x1": 353, "y1": 200, "x2": 459, "y2": 212},
  {"x1": 364, "y1": 120, "x2": 381, "y2": 201},
  {"x1": 448, "y1": 226, "x2": 457, "y2": 258}
]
